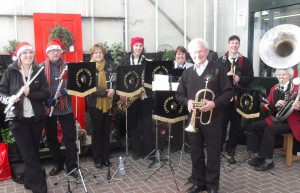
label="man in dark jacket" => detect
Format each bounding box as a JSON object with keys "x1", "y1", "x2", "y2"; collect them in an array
[
  {"x1": 41, "y1": 39, "x2": 78, "y2": 178},
  {"x1": 217, "y1": 35, "x2": 254, "y2": 164},
  {"x1": 176, "y1": 38, "x2": 233, "y2": 193}
]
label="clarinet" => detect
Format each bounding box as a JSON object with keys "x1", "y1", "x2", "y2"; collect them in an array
[
  {"x1": 108, "y1": 72, "x2": 116, "y2": 116},
  {"x1": 49, "y1": 65, "x2": 68, "y2": 117}
]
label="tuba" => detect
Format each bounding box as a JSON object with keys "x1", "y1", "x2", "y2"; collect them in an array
[
  {"x1": 259, "y1": 24, "x2": 300, "y2": 69},
  {"x1": 185, "y1": 75, "x2": 215, "y2": 132},
  {"x1": 259, "y1": 24, "x2": 300, "y2": 121}
]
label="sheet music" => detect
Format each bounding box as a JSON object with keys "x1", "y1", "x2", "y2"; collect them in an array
[{"x1": 152, "y1": 74, "x2": 178, "y2": 91}]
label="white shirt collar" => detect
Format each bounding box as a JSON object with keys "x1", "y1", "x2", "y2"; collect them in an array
[
  {"x1": 194, "y1": 60, "x2": 208, "y2": 76},
  {"x1": 174, "y1": 61, "x2": 186, "y2": 69}
]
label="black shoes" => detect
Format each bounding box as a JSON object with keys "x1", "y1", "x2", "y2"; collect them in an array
[
  {"x1": 95, "y1": 163, "x2": 103, "y2": 169},
  {"x1": 228, "y1": 155, "x2": 237, "y2": 164},
  {"x1": 95, "y1": 161, "x2": 112, "y2": 168},
  {"x1": 248, "y1": 157, "x2": 264, "y2": 167},
  {"x1": 49, "y1": 165, "x2": 64, "y2": 176},
  {"x1": 103, "y1": 161, "x2": 112, "y2": 167},
  {"x1": 226, "y1": 148, "x2": 236, "y2": 156},
  {"x1": 187, "y1": 175, "x2": 193, "y2": 182},
  {"x1": 24, "y1": 184, "x2": 31, "y2": 190},
  {"x1": 186, "y1": 185, "x2": 206, "y2": 193},
  {"x1": 255, "y1": 162, "x2": 274, "y2": 171}
]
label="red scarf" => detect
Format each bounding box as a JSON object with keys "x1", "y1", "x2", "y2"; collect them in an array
[
  {"x1": 45, "y1": 57, "x2": 68, "y2": 112},
  {"x1": 224, "y1": 51, "x2": 244, "y2": 69}
]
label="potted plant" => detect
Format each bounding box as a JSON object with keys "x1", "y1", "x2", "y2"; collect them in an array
[
  {"x1": 2, "y1": 39, "x2": 19, "y2": 56},
  {"x1": 1, "y1": 128, "x2": 22, "y2": 162},
  {"x1": 48, "y1": 24, "x2": 74, "y2": 53},
  {"x1": 2, "y1": 39, "x2": 20, "y2": 65},
  {"x1": 103, "y1": 42, "x2": 126, "y2": 70}
]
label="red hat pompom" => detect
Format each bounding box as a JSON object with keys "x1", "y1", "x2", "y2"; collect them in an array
[{"x1": 10, "y1": 51, "x2": 17, "y2": 61}]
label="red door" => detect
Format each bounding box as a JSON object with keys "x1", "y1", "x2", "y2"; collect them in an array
[{"x1": 33, "y1": 13, "x2": 86, "y2": 129}]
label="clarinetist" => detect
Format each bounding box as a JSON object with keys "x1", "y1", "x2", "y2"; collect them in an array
[{"x1": 41, "y1": 39, "x2": 78, "y2": 178}]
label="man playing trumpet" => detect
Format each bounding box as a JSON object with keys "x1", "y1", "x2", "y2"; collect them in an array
[
  {"x1": 217, "y1": 35, "x2": 254, "y2": 164},
  {"x1": 176, "y1": 38, "x2": 233, "y2": 193}
]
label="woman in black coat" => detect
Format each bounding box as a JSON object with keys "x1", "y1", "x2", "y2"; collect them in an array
[{"x1": 0, "y1": 42, "x2": 49, "y2": 193}]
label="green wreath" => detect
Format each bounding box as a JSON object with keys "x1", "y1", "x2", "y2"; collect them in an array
[{"x1": 48, "y1": 24, "x2": 74, "y2": 53}]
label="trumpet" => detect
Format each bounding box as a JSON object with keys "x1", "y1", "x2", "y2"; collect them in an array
[{"x1": 185, "y1": 75, "x2": 215, "y2": 132}]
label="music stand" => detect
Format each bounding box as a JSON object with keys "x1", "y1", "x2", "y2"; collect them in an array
[
  {"x1": 143, "y1": 61, "x2": 173, "y2": 164},
  {"x1": 144, "y1": 61, "x2": 173, "y2": 90},
  {"x1": 227, "y1": 88, "x2": 261, "y2": 173},
  {"x1": 145, "y1": 91, "x2": 188, "y2": 191},
  {"x1": 53, "y1": 62, "x2": 98, "y2": 193},
  {"x1": 169, "y1": 68, "x2": 190, "y2": 168},
  {"x1": 110, "y1": 65, "x2": 145, "y2": 182},
  {"x1": 178, "y1": 119, "x2": 191, "y2": 168}
]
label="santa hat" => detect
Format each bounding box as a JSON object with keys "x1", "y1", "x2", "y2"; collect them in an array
[
  {"x1": 14, "y1": 42, "x2": 34, "y2": 61},
  {"x1": 130, "y1": 37, "x2": 144, "y2": 49},
  {"x1": 46, "y1": 39, "x2": 63, "y2": 54}
]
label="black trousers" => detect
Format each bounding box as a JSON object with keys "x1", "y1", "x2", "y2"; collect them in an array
[
  {"x1": 45, "y1": 113, "x2": 77, "y2": 172},
  {"x1": 221, "y1": 102, "x2": 242, "y2": 150},
  {"x1": 189, "y1": 121, "x2": 221, "y2": 191},
  {"x1": 247, "y1": 119, "x2": 291, "y2": 159},
  {"x1": 9, "y1": 118, "x2": 47, "y2": 193},
  {"x1": 89, "y1": 107, "x2": 110, "y2": 164},
  {"x1": 127, "y1": 98, "x2": 155, "y2": 156}
]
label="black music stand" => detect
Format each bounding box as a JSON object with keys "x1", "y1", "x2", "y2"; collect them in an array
[
  {"x1": 109, "y1": 65, "x2": 145, "y2": 182},
  {"x1": 143, "y1": 60, "x2": 173, "y2": 163},
  {"x1": 144, "y1": 61, "x2": 173, "y2": 90},
  {"x1": 54, "y1": 62, "x2": 97, "y2": 193},
  {"x1": 170, "y1": 68, "x2": 190, "y2": 168},
  {"x1": 145, "y1": 91, "x2": 188, "y2": 191},
  {"x1": 227, "y1": 88, "x2": 261, "y2": 173}
]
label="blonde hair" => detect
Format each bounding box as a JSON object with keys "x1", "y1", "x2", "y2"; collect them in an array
[{"x1": 89, "y1": 44, "x2": 106, "y2": 58}]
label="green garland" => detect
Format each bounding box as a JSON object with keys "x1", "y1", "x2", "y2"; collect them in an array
[{"x1": 48, "y1": 24, "x2": 74, "y2": 52}]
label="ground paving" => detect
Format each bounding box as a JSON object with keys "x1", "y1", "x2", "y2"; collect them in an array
[{"x1": 1, "y1": 145, "x2": 300, "y2": 193}]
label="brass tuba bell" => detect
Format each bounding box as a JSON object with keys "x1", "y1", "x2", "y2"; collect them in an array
[
  {"x1": 259, "y1": 24, "x2": 300, "y2": 69},
  {"x1": 185, "y1": 74, "x2": 215, "y2": 132}
]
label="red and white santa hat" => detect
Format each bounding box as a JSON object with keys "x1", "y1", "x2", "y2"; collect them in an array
[
  {"x1": 13, "y1": 42, "x2": 34, "y2": 61},
  {"x1": 46, "y1": 39, "x2": 63, "y2": 54}
]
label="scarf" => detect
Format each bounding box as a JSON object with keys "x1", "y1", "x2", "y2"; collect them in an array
[
  {"x1": 45, "y1": 57, "x2": 68, "y2": 112},
  {"x1": 222, "y1": 51, "x2": 244, "y2": 69},
  {"x1": 91, "y1": 58, "x2": 111, "y2": 113}
]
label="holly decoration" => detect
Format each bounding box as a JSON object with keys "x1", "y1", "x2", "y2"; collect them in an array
[{"x1": 48, "y1": 24, "x2": 74, "y2": 53}]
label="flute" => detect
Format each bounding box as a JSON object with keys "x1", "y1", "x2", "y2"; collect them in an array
[{"x1": 4, "y1": 66, "x2": 45, "y2": 114}]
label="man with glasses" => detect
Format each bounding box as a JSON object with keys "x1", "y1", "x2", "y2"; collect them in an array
[{"x1": 41, "y1": 39, "x2": 78, "y2": 178}]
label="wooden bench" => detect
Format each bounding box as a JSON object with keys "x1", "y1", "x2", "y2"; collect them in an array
[{"x1": 275, "y1": 133, "x2": 300, "y2": 166}]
